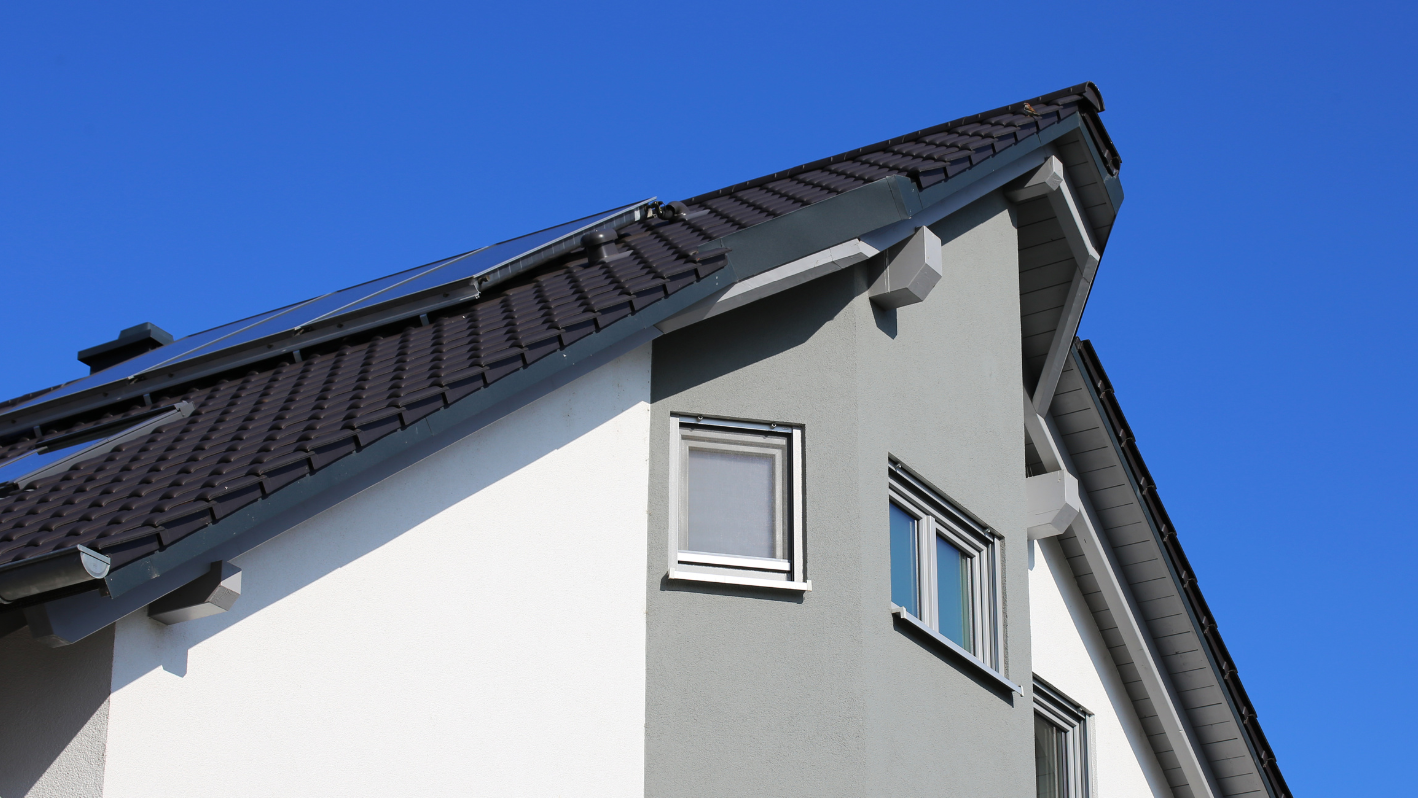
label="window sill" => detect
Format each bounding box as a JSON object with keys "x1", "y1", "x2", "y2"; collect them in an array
[
  {"x1": 891, "y1": 606, "x2": 1021, "y2": 695},
  {"x1": 669, "y1": 569, "x2": 812, "y2": 592}
]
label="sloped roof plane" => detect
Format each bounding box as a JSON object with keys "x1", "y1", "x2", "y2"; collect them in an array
[
  {"x1": 0, "y1": 80, "x2": 1291, "y2": 797},
  {"x1": 0, "y1": 83, "x2": 1115, "y2": 598}
]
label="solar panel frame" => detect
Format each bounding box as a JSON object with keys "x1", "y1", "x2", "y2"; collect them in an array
[{"x1": 0, "y1": 200, "x2": 651, "y2": 434}]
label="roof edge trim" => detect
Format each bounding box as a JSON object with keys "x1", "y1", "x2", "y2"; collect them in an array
[{"x1": 1073, "y1": 339, "x2": 1292, "y2": 798}]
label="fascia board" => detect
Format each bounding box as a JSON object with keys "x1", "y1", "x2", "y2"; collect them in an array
[
  {"x1": 25, "y1": 265, "x2": 736, "y2": 647},
  {"x1": 707, "y1": 176, "x2": 917, "y2": 281},
  {"x1": 1040, "y1": 357, "x2": 1223, "y2": 798},
  {"x1": 659, "y1": 136, "x2": 1070, "y2": 335},
  {"x1": 655, "y1": 239, "x2": 881, "y2": 333},
  {"x1": 701, "y1": 114, "x2": 1086, "y2": 286},
  {"x1": 1006, "y1": 155, "x2": 1103, "y2": 415},
  {"x1": 1069, "y1": 345, "x2": 1282, "y2": 797}
]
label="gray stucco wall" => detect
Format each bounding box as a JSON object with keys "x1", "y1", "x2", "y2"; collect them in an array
[
  {"x1": 645, "y1": 192, "x2": 1032, "y2": 796},
  {"x1": 0, "y1": 625, "x2": 112, "y2": 798}
]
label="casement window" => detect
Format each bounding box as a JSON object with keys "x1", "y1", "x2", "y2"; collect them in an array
[
  {"x1": 1033, "y1": 676, "x2": 1093, "y2": 798},
  {"x1": 667, "y1": 415, "x2": 808, "y2": 591},
  {"x1": 888, "y1": 461, "x2": 1004, "y2": 674}
]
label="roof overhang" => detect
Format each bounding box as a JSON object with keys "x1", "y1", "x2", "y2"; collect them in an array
[
  {"x1": 657, "y1": 110, "x2": 1121, "y2": 349},
  {"x1": 1024, "y1": 341, "x2": 1292, "y2": 798},
  {"x1": 2, "y1": 86, "x2": 1127, "y2": 645}
]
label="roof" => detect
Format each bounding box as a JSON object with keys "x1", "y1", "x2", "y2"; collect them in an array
[
  {"x1": 1051, "y1": 340, "x2": 1291, "y2": 798},
  {"x1": 0, "y1": 82, "x2": 1115, "y2": 597}
]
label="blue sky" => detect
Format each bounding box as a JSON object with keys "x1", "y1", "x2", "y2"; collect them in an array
[{"x1": 2, "y1": 2, "x2": 1412, "y2": 792}]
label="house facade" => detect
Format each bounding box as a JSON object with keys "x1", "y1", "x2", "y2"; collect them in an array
[{"x1": 0, "y1": 84, "x2": 1289, "y2": 798}]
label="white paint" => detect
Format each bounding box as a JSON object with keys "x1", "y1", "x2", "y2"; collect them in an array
[
  {"x1": 1029, "y1": 536, "x2": 1173, "y2": 798},
  {"x1": 102, "y1": 346, "x2": 654, "y2": 798},
  {"x1": 655, "y1": 239, "x2": 879, "y2": 333},
  {"x1": 1025, "y1": 470, "x2": 1081, "y2": 540},
  {"x1": 1005, "y1": 156, "x2": 1103, "y2": 414}
]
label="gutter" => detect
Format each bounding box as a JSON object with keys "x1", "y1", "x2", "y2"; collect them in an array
[
  {"x1": 0, "y1": 545, "x2": 110, "y2": 604},
  {"x1": 11, "y1": 107, "x2": 1123, "y2": 643},
  {"x1": 20, "y1": 258, "x2": 737, "y2": 646}
]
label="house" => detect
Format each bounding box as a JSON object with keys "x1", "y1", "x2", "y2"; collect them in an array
[{"x1": 0, "y1": 83, "x2": 1289, "y2": 798}]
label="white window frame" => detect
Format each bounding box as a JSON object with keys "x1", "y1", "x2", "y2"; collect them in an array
[
  {"x1": 1033, "y1": 676, "x2": 1094, "y2": 798},
  {"x1": 668, "y1": 414, "x2": 808, "y2": 591},
  {"x1": 888, "y1": 460, "x2": 1007, "y2": 680}
]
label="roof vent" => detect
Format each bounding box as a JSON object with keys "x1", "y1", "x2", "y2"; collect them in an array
[
  {"x1": 581, "y1": 230, "x2": 621, "y2": 265},
  {"x1": 76, "y1": 323, "x2": 173, "y2": 374}
]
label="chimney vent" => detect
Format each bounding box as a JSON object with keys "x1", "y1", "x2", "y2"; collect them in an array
[{"x1": 77, "y1": 323, "x2": 174, "y2": 374}]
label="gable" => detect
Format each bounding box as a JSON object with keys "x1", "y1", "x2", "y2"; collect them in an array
[
  {"x1": 1040, "y1": 340, "x2": 1292, "y2": 798},
  {"x1": 0, "y1": 83, "x2": 1121, "y2": 643}
]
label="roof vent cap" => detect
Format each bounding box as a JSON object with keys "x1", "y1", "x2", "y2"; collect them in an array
[
  {"x1": 581, "y1": 230, "x2": 621, "y2": 264},
  {"x1": 76, "y1": 323, "x2": 173, "y2": 374}
]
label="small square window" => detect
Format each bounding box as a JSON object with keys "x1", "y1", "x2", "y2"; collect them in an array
[
  {"x1": 668, "y1": 415, "x2": 807, "y2": 591},
  {"x1": 1033, "y1": 676, "x2": 1093, "y2": 798},
  {"x1": 888, "y1": 461, "x2": 1003, "y2": 671}
]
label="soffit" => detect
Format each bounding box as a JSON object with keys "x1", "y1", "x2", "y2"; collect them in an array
[{"x1": 1051, "y1": 340, "x2": 1291, "y2": 798}]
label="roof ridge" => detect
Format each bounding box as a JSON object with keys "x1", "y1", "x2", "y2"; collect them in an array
[{"x1": 681, "y1": 82, "x2": 1108, "y2": 206}]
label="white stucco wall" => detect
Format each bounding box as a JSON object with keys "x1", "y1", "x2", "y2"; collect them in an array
[
  {"x1": 102, "y1": 346, "x2": 653, "y2": 798},
  {"x1": 1029, "y1": 536, "x2": 1173, "y2": 797}
]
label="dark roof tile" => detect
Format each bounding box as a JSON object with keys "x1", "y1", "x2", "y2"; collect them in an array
[{"x1": 0, "y1": 82, "x2": 1116, "y2": 577}]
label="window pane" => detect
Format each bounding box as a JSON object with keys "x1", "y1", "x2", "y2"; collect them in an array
[
  {"x1": 1035, "y1": 714, "x2": 1067, "y2": 798},
  {"x1": 686, "y1": 449, "x2": 775, "y2": 558},
  {"x1": 936, "y1": 536, "x2": 972, "y2": 652},
  {"x1": 889, "y1": 502, "x2": 918, "y2": 616}
]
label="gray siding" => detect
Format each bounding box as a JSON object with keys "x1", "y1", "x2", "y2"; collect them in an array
[
  {"x1": 1050, "y1": 357, "x2": 1270, "y2": 798},
  {"x1": 645, "y1": 193, "x2": 1032, "y2": 796}
]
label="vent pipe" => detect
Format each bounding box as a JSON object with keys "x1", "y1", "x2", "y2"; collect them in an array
[
  {"x1": 581, "y1": 230, "x2": 621, "y2": 264},
  {"x1": 77, "y1": 323, "x2": 173, "y2": 374}
]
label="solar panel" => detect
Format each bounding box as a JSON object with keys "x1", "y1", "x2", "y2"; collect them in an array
[
  {"x1": 0, "y1": 403, "x2": 193, "y2": 490},
  {"x1": 4, "y1": 200, "x2": 649, "y2": 425},
  {"x1": 137, "y1": 255, "x2": 469, "y2": 373}
]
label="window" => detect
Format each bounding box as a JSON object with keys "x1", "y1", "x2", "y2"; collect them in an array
[
  {"x1": 888, "y1": 460, "x2": 1003, "y2": 672},
  {"x1": 668, "y1": 415, "x2": 807, "y2": 590},
  {"x1": 1033, "y1": 676, "x2": 1092, "y2": 798}
]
